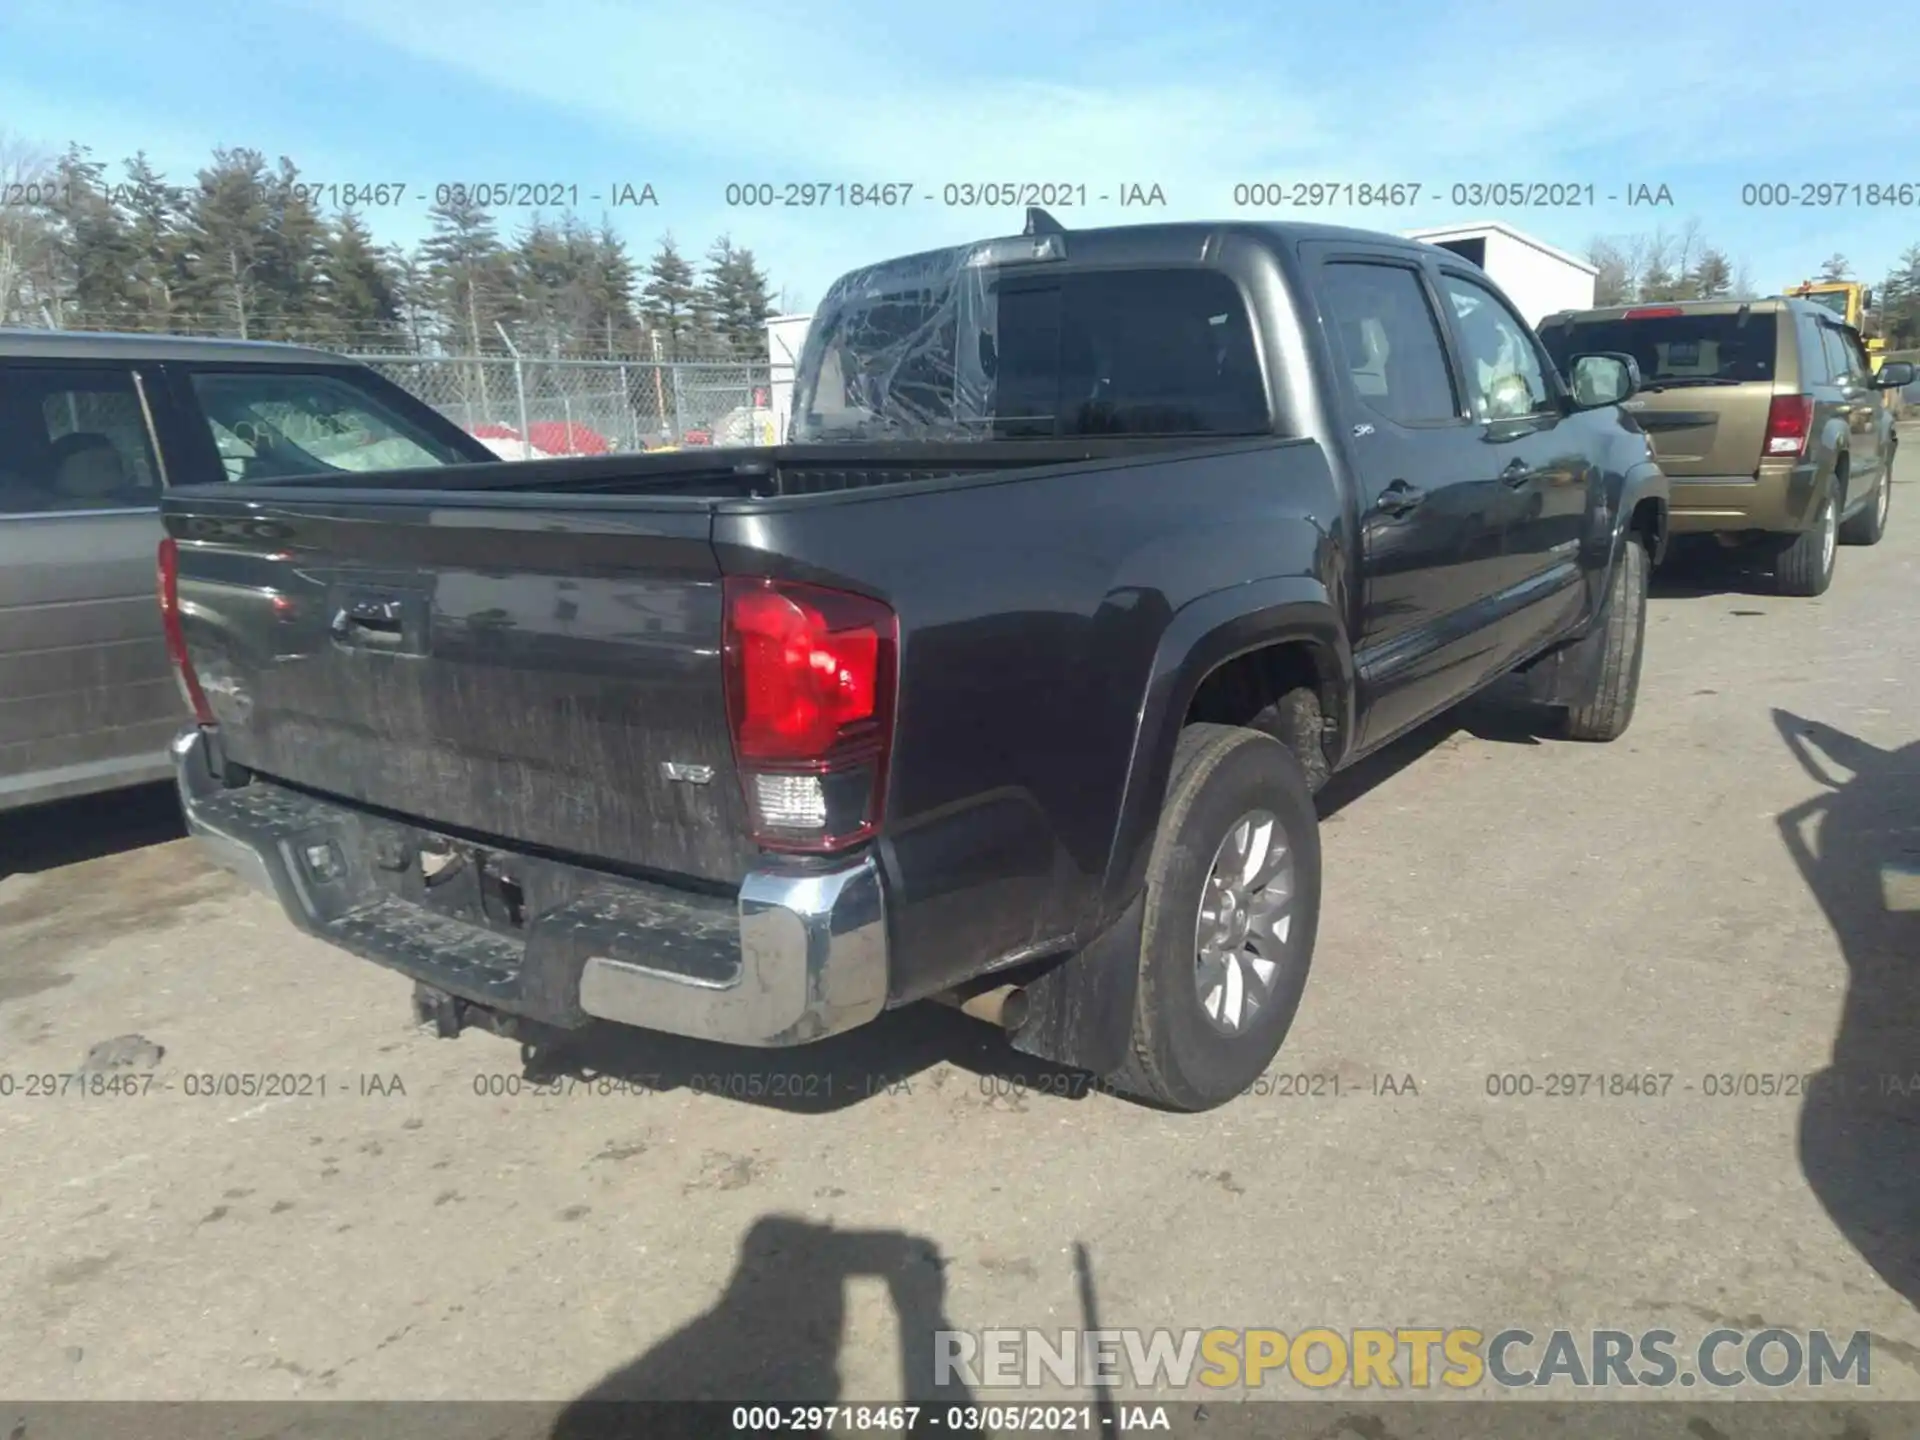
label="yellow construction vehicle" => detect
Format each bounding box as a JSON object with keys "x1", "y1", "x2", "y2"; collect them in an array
[{"x1": 1786, "y1": 279, "x2": 1888, "y2": 360}]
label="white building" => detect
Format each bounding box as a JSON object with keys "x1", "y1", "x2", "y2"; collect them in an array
[
  {"x1": 1402, "y1": 221, "x2": 1598, "y2": 326},
  {"x1": 765, "y1": 312, "x2": 814, "y2": 444}
]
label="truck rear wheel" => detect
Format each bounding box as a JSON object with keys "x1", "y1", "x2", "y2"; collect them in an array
[
  {"x1": 1104, "y1": 723, "x2": 1321, "y2": 1112},
  {"x1": 1775, "y1": 490, "x2": 1838, "y2": 596}
]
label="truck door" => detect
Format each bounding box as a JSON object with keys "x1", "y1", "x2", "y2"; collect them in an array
[
  {"x1": 1431, "y1": 267, "x2": 1590, "y2": 659},
  {"x1": 1306, "y1": 250, "x2": 1507, "y2": 747}
]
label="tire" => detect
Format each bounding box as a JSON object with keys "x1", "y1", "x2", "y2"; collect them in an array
[
  {"x1": 1103, "y1": 722, "x2": 1322, "y2": 1112},
  {"x1": 1562, "y1": 537, "x2": 1648, "y2": 743},
  {"x1": 1775, "y1": 488, "x2": 1838, "y2": 596},
  {"x1": 1839, "y1": 449, "x2": 1893, "y2": 546}
]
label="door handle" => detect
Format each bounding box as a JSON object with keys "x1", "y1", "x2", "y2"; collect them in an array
[
  {"x1": 1375, "y1": 479, "x2": 1426, "y2": 516},
  {"x1": 1501, "y1": 458, "x2": 1534, "y2": 487},
  {"x1": 328, "y1": 592, "x2": 418, "y2": 651}
]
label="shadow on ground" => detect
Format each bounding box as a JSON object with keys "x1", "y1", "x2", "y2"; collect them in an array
[
  {"x1": 548, "y1": 1215, "x2": 997, "y2": 1438},
  {"x1": 0, "y1": 781, "x2": 185, "y2": 880},
  {"x1": 1773, "y1": 711, "x2": 1920, "y2": 1308}
]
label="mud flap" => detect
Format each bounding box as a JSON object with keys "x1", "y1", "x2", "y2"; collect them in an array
[
  {"x1": 1516, "y1": 606, "x2": 1611, "y2": 710},
  {"x1": 1005, "y1": 891, "x2": 1145, "y2": 1076}
]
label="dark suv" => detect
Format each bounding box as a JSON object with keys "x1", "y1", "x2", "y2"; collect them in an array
[{"x1": 1539, "y1": 298, "x2": 1914, "y2": 595}]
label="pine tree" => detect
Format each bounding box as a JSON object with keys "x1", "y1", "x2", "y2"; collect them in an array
[
  {"x1": 119, "y1": 152, "x2": 189, "y2": 328},
  {"x1": 318, "y1": 210, "x2": 404, "y2": 347},
  {"x1": 53, "y1": 145, "x2": 140, "y2": 326},
  {"x1": 1879, "y1": 244, "x2": 1920, "y2": 348},
  {"x1": 180, "y1": 148, "x2": 274, "y2": 338},
  {"x1": 1817, "y1": 253, "x2": 1851, "y2": 282},
  {"x1": 640, "y1": 234, "x2": 702, "y2": 355},
  {"x1": 1688, "y1": 249, "x2": 1733, "y2": 300},
  {"x1": 260, "y1": 156, "x2": 327, "y2": 340},
  {"x1": 419, "y1": 190, "x2": 514, "y2": 352},
  {"x1": 702, "y1": 235, "x2": 775, "y2": 357}
]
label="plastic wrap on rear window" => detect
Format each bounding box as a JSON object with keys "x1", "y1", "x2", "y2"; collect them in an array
[{"x1": 789, "y1": 238, "x2": 1270, "y2": 444}]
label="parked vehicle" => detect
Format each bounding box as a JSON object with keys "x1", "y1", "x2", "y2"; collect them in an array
[
  {"x1": 1539, "y1": 300, "x2": 1913, "y2": 596},
  {"x1": 0, "y1": 331, "x2": 495, "y2": 814},
  {"x1": 163, "y1": 214, "x2": 1667, "y2": 1111}
]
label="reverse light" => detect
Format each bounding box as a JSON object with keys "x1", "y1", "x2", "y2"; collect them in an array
[
  {"x1": 1623, "y1": 306, "x2": 1684, "y2": 320},
  {"x1": 1765, "y1": 394, "x2": 1814, "y2": 458},
  {"x1": 157, "y1": 537, "x2": 215, "y2": 725},
  {"x1": 723, "y1": 577, "x2": 897, "y2": 854}
]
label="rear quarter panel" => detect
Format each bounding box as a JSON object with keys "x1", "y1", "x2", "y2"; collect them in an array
[{"x1": 714, "y1": 440, "x2": 1344, "y2": 1003}]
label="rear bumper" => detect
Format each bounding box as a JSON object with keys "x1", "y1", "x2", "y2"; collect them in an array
[
  {"x1": 1667, "y1": 457, "x2": 1822, "y2": 535},
  {"x1": 171, "y1": 727, "x2": 889, "y2": 1047}
]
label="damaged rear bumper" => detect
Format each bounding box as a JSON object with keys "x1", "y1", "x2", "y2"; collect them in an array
[{"x1": 171, "y1": 727, "x2": 889, "y2": 1047}]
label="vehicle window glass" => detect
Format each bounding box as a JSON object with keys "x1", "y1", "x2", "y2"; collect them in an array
[
  {"x1": 1818, "y1": 324, "x2": 1855, "y2": 384},
  {"x1": 796, "y1": 266, "x2": 1270, "y2": 440},
  {"x1": 0, "y1": 366, "x2": 161, "y2": 515},
  {"x1": 1795, "y1": 313, "x2": 1832, "y2": 384},
  {"x1": 187, "y1": 370, "x2": 473, "y2": 480},
  {"x1": 1838, "y1": 328, "x2": 1872, "y2": 379},
  {"x1": 1438, "y1": 274, "x2": 1552, "y2": 420},
  {"x1": 1318, "y1": 262, "x2": 1458, "y2": 425},
  {"x1": 1539, "y1": 311, "x2": 1777, "y2": 385}
]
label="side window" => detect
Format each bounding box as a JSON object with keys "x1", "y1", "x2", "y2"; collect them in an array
[
  {"x1": 1838, "y1": 328, "x2": 1872, "y2": 381},
  {"x1": 187, "y1": 369, "x2": 473, "y2": 481},
  {"x1": 1438, "y1": 273, "x2": 1553, "y2": 421},
  {"x1": 1318, "y1": 262, "x2": 1459, "y2": 425},
  {"x1": 0, "y1": 366, "x2": 161, "y2": 515},
  {"x1": 1818, "y1": 324, "x2": 1856, "y2": 385},
  {"x1": 1796, "y1": 313, "x2": 1832, "y2": 383}
]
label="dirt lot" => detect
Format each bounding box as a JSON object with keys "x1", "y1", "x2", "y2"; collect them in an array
[{"x1": 2, "y1": 435, "x2": 1916, "y2": 1420}]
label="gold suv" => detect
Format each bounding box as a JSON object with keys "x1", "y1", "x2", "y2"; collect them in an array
[{"x1": 1539, "y1": 298, "x2": 1913, "y2": 595}]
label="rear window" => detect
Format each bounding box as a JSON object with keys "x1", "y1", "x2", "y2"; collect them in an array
[
  {"x1": 795, "y1": 266, "x2": 1270, "y2": 442},
  {"x1": 1538, "y1": 312, "x2": 1778, "y2": 385}
]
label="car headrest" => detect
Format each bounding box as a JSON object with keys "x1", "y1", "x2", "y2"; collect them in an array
[{"x1": 49, "y1": 433, "x2": 129, "y2": 500}]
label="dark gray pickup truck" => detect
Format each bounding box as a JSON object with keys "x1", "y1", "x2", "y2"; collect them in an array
[{"x1": 163, "y1": 213, "x2": 1668, "y2": 1111}]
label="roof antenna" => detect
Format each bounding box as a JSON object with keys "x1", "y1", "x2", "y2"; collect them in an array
[{"x1": 1023, "y1": 206, "x2": 1066, "y2": 237}]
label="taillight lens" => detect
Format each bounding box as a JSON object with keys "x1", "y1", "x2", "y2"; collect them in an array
[
  {"x1": 157, "y1": 537, "x2": 215, "y2": 725},
  {"x1": 723, "y1": 577, "x2": 897, "y2": 853},
  {"x1": 1765, "y1": 394, "x2": 1814, "y2": 458}
]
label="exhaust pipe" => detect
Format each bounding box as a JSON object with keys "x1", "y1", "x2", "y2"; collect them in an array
[{"x1": 935, "y1": 983, "x2": 1029, "y2": 1031}]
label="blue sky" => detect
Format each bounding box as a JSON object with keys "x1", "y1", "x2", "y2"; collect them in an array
[{"x1": 5, "y1": 0, "x2": 1918, "y2": 314}]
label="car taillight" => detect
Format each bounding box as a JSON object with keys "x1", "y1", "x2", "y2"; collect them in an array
[
  {"x1": 723, "y1": 576, "x2": 897, "y2": 854},
  {"x1": 157, "y1": 537, "x2": 215, "y2": 725},
  {"x1": 1623, "y1": 306, "x2": 1684, "y2": 320},
  {"x1": 1765, "y1": 394, "x2": 1814, "y2": 458}
]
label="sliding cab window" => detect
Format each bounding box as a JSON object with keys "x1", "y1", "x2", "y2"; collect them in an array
[
  {"x1": 187, "y1": 369, "x2": 475, "y2": 481},
  {"x1": 985, "y1": 268, "x2": 1271, "y2": 438},
  {"x1": 1436, "y1": 273, "x2": 1554, "y2": 422},
  {"x1": 1316, "y1": 262, "x2": 1460, "y2": 425},
  {"x1": 0, "y1": 365, "x2": 163, "y2": 515}
]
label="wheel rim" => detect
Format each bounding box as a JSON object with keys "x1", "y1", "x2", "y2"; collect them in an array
[
  {"x1": 1193, "y1": 809, "x2": 1296, "y2": 1035},
  {"x1": 1821, "y1": 497, "x2": 1837, "y2": 573}
]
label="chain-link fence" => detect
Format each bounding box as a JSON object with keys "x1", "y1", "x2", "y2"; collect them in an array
[{"x1": 352, "y1": 354, "x2": 776, "y2": 456}]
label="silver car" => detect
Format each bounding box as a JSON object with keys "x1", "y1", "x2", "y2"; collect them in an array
[{"x1": 0, "y1": 330, "x2": 492, "y2": 813}]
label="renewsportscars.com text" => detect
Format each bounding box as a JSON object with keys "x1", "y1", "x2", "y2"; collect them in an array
[{"x1": 935, "y1": 1326, "x2": 1875, "y2": 1391}]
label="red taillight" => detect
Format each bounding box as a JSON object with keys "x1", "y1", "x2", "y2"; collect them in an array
[
  {"x1": 1765, "y1": 394, "x2": 1814, "y2": 458},
  {"x1": 1623, "y1": 306, "x2": 1685, "y2": 319},
  {"x1": 723, "y1": 577, "x2": 897, "y2": 853},
  {"x1": 157, "y1": 537, "x2": 215, "y2": 725}
]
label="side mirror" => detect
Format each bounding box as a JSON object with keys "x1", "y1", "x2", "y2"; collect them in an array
[
  {"x1": 1569, "y1": 352, "x2": 1639, "y2": 408},
  {"x1": 1871, "y1": 360, "x2": 1914, "y2": 389}
]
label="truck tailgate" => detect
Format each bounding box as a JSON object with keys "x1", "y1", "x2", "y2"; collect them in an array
[{"x1": 166, "y1": 491, "x2": 758, "y2": 885}]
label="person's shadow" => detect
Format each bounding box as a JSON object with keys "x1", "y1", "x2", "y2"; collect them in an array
[
  {"x1": 550, "y1": 1216, "x2": 982, "y2": 1439},
  {"x1": 1773, "y1": 711, "x2": 1920, "y2": 1308}
]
